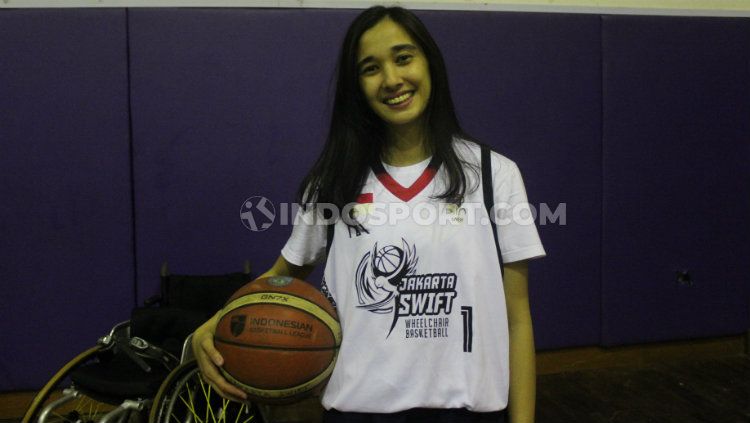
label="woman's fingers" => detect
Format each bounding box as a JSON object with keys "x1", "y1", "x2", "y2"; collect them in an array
[
  {"x1": 199, "y1": 335, "x2": 224, "y2": 367},
  {"x1": 200, "y1": 359, "x2": 248, "y2": 400},
  {"x1": 193, "y1": 326, "x2": 247, "y2": 400}
]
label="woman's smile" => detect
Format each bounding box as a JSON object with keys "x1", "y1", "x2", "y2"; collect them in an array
[{"x1": 383, "y1": 91, "x2": 414, "y2": 107}]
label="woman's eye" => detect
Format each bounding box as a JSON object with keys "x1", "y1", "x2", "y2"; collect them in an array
[
  {"x1": 396, "y1": 54, "x2": 413, "y2": 64},
  {"x1": 360, "y1": 65, "x2": 377, "y2": 75}
]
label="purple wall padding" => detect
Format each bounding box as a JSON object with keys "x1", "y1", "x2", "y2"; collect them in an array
[
  {"x1": 423, "y1": 11, "x2": 603, "y2": 348},
  {"x1": 601, "y1": 16, "x2": 750, "y2": 345},
  {"x1": 128, "y1": 9, "x2": 355, "y2": 300},
  {"x1": 0, "y1": 10, "x2": 133, "y2": 389}
]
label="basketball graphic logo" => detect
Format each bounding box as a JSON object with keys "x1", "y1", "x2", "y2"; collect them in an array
[
  {"x1": 373, "y1": 245, "x2": 403, "y2": 276},
  {"x1": 354, "y1": 239, "x2": 418, "y2": 315}
]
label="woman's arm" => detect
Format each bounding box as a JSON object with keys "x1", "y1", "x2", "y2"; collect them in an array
[
  {"x1": 192, "y1": 255, "x2": 316, "y2": 400},
  {"x1": 503, "y1": 260, "x2": 536, "y2": 423}
]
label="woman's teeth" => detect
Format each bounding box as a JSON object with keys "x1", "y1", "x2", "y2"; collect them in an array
[{"x1": 385, "y1": 92, "x2": 413, "y2": 105}]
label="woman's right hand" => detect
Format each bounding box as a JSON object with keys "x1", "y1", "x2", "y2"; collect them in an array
[
  {"x1": 193, "y1": 257, "x2": 313, "y2": 402},
  {"x1": 192, "y1": 313, "x2": 248, "y2": 401}
]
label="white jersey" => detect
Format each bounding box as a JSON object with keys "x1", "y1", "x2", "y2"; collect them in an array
[{"x1": 282, "y1": 139, "x2": 545, "y2": 413}]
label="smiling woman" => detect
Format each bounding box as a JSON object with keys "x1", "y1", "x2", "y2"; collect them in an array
[{"x1": 191, "y1": 6, "x2": 546, "y2": 423}]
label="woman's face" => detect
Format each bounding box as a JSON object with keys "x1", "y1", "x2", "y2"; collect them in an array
[{"x1": 356, "y1": 17, "x2": 432, "y2": 131}]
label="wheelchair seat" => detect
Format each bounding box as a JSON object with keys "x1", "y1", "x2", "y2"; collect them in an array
[{"x1": 70, "y1": 355, "x2": 171, "y2": 402}]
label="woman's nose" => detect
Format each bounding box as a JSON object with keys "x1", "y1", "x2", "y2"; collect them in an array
[{"x1": 381, "y1": 64, "x2": 403, "y2": 90}]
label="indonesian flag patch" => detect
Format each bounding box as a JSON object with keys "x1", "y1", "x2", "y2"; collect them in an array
[{"x1": 353, "y1": 193, "x2": 375, "y2": 217}]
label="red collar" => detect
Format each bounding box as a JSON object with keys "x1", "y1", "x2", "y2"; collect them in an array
[{"x1": 371, "y1": 157, "x2": 441, "y2": 202}]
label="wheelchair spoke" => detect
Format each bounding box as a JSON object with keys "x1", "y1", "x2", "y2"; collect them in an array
[
  {"x1": 151, "y1": 362, "x2": 257, "y2": 423},
  {"x1": 179, "y1": 389, "x2": 201, "y2": 423},
  {"x1": 169, "y1": 407, "x2": 183, "y2": 423},
  {"x1": 49, "y1": 411, "x2": 68, "y2": 422},
  {"x1": 216, "y1": 399, "x2": 227, "y2": 423},
  {"x1": 238, "y1": 404, "x2": 254, "y2": 423},
  {"x1": 80, "y1": 395, "x2": 95, "y2": 420},
  {"x1": 233, "y1": 403, "x2": 243, "y2": 423},
  {"x1": 198, "y1": 376, "x2": 220, "y2": 423},
  {"x1": 200, "y1": 379, "x2": 210, "y2": 423},
  {"x1": 85, "y1": 397, "x2": 94, "y2": 418}
]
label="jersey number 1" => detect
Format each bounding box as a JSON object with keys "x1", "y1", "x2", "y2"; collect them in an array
[{"x1": 461, "y1": 306, "x2": 473, "y2": 353}]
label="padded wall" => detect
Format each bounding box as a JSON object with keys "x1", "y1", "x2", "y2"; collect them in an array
[
  {"x1": 0, "y1": 9, "x2": 133, "y2": 389},
  {"x1": 424, "y1": 11, "x2": 603, "y2": 348},
  {"x1": 128, "y1": 8, "x2": 353, "y2": 302},
  {"x1": 601, "y1": 16, "x2": 750, "y2": 345}
]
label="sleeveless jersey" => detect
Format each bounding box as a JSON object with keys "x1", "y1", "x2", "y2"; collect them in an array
[{"x1": 281, "y1": 140, "x2": 545, "y2": 413}]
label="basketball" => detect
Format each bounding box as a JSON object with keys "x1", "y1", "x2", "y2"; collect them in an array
[
  {"x1": 214, "y1": 276, "x2": 341, "y2": 403},
  {"x1": 374, "y1": 245, "x2": 403, "y2": 275}
]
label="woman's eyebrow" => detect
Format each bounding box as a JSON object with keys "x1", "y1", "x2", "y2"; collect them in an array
[
  {"x1": 392, "y1": 44, "x2": 417, "y2": 53},
  {"x1": 357, "y1": 44, "x2": 418, "y2": 69}
]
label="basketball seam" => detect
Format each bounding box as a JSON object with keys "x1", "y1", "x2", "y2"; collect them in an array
[
  {"x1": 214, "y1": 336, "x2": 339, "y2": 352},
  {"x1": 219, "y1": 349, "x2": 339, "y2": 398}
]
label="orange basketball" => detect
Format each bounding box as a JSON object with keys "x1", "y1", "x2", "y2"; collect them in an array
[{"x1": 214, "y1": 276, "x2": 341, "y2": 403}]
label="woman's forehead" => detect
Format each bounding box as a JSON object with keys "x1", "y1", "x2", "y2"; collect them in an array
[{"x1": 357, "y1": 18, "x2": 417, "y2": 58}]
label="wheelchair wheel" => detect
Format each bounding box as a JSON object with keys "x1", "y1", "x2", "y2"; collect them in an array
[
  {"x1": 149, "y1": 360, "x2": 259, "y2": 423},
  {"x1": 22, "y1": 345, "x2": 124, "y2": 423}
]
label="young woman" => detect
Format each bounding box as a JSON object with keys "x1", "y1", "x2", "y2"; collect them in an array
[{"x1": 193, "y1": 6, "x2": 545, "y2": 423}]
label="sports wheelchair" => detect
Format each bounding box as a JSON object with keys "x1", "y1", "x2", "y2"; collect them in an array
[{"x1": 22, "y1": 262, "x2": 265, "y2": 423}]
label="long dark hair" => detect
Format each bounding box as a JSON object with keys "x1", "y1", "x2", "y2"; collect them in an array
[{"x1": 296, "y1": 6, "x2": 476, "y2": 209}]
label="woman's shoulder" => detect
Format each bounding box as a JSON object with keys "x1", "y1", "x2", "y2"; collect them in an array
[{"x1": 451, "y1": 136, "x2": 519, "y2": 175}]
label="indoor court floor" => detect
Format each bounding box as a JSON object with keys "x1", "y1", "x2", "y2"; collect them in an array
[
  {"x1": 2, "y1": 353, "x2": 747, "y2": 423},
  {"x1": 536, "y1": 354, "x2": 750, "y2": 423}
]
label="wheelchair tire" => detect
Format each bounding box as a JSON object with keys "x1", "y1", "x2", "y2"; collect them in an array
[
  {"x1": 149, "y1": 360, "x2": 260, "y2": 423},
  {"x1": 22, "y1": 345, "x2": 122, "y2": 423}
]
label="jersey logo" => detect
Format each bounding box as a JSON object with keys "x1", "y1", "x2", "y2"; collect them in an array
[
  {"x1": 354, "y1": 240, "x2": 457, "y2": 338},
  {"x1": 355, "y1": 239, "x2": 418, "y2": 315}
]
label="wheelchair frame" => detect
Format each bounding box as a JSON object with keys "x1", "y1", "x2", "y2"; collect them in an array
[{"x1": 22, "y1": 263, "x2": 263, "y2": 423}]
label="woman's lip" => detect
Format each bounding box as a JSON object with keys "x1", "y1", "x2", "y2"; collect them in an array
[
  {"x1": 384, "y1": 92, "x2": 415, "y2": 109},
  {"x1": 384, "y1": 90, "x2": 412, "y2": 99},
  {"x1": 386, "y1": 95, "x2": 413, "y2": 110}
]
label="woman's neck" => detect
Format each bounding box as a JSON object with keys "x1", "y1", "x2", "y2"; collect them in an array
[{"x1": 383, "y1": 123, "x2": 430, "y2": 166}]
